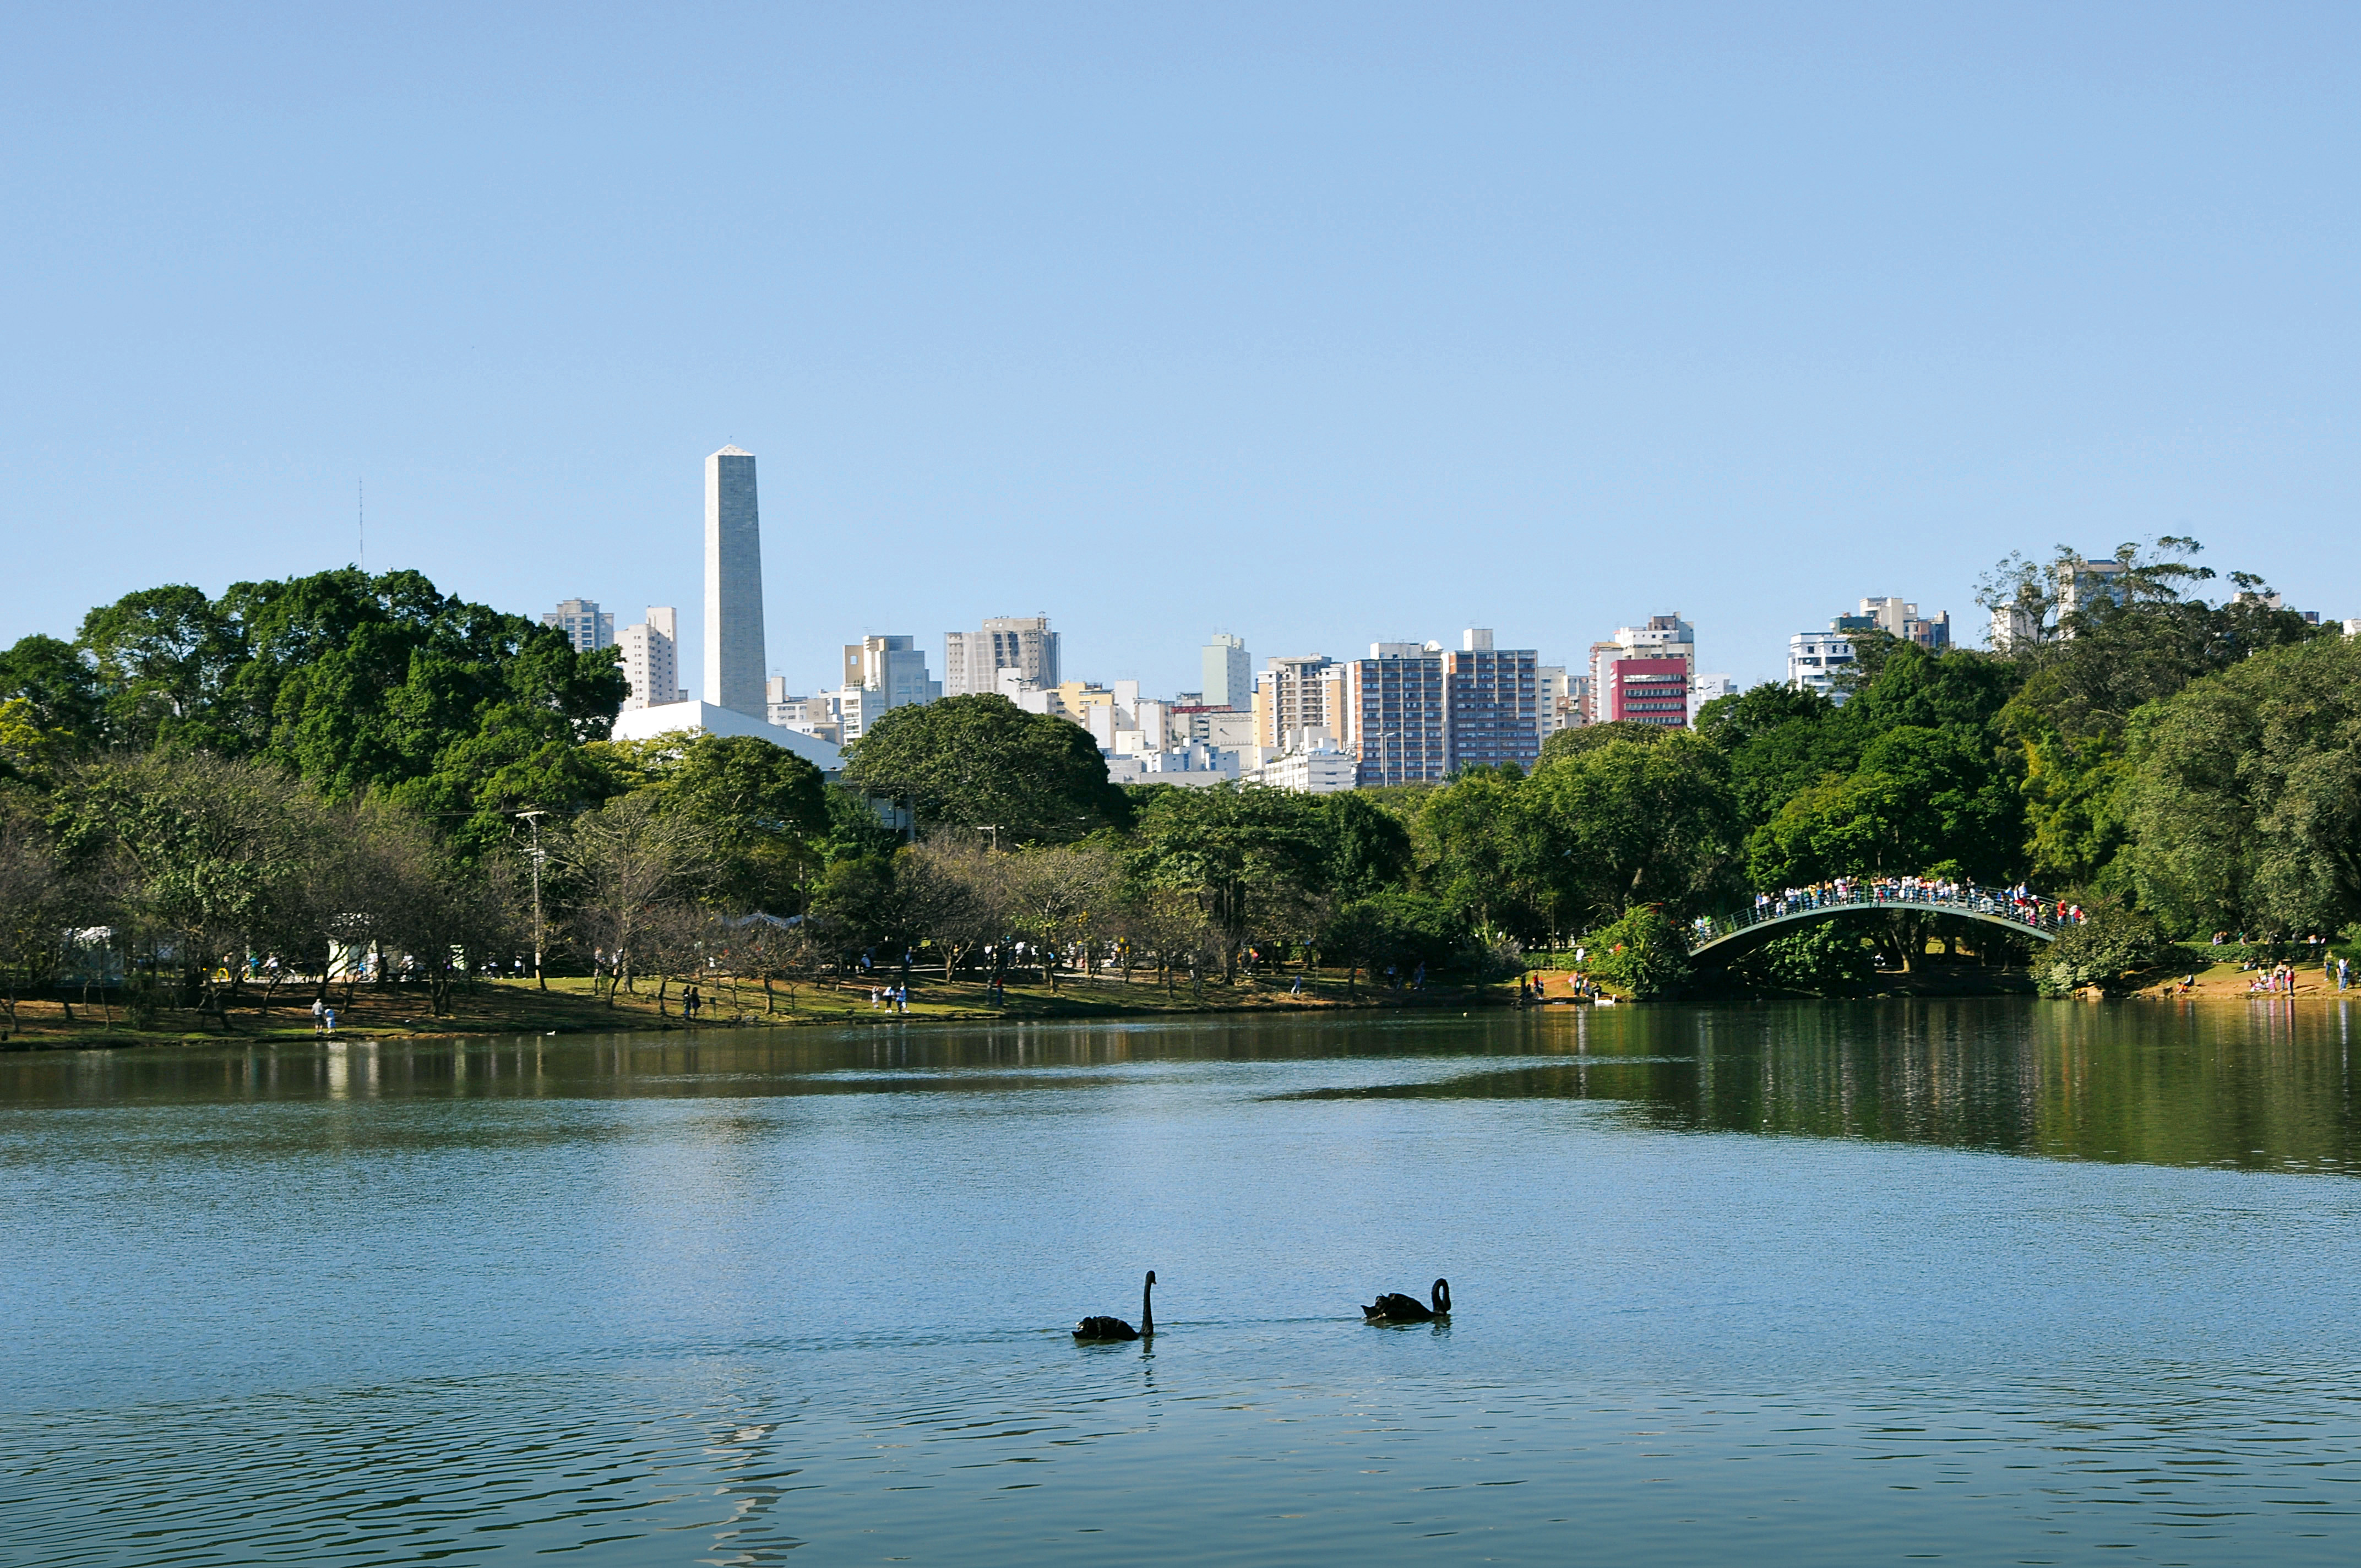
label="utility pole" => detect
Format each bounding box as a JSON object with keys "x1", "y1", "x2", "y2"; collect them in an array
[{"x1": 518, "y1": 809, "x2": 548, "y2": 989}]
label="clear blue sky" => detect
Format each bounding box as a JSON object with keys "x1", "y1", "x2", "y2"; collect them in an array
[{"x1": 4, "y1": 2, "x2": 2354, "y2": 694}]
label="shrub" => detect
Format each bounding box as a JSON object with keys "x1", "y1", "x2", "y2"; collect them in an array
[
  {"x1": 2033, "y1": 902, "x2": 2181, "y2": 997},
  {"x1": 1582, "y1": 905, "x2": 1693, "y2": 1000}
]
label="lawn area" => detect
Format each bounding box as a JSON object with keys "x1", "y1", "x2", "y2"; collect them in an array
[{"x1": 0, "y1": 967, "x2": 1517, "y2": 1049}]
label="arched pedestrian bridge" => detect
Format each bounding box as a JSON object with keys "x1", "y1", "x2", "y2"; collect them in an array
[{"x1": 1686, "y1": 884, "x2": 2066, "y2": 960}]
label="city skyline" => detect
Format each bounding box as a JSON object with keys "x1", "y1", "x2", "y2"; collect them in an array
[{"x1": 5, "y1": 7, "x2": 2354, "y2": 699}]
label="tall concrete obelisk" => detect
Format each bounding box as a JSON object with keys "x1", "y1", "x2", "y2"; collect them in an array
[{"x1": 703, "y1": 445, "x2": 768, "y2": 718}]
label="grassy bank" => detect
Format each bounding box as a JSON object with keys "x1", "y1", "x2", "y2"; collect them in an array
[{"x1": 0, "y1": 968, "x2": 1543, "y2": 1049}]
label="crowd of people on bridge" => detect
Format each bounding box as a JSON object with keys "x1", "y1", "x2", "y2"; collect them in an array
[{"x1": 1693, "y1": 878, "x2": 2087, "y2": 947}]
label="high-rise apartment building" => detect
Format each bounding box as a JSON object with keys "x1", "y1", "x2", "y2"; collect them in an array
[
  {"x1": 1347, "y1": 643, "x2": 1449, "y2": 787},
  {"x1": 617, "y1": 607, "x2": 686, "y2": 711},
  {"x1": 1600, "y1": 658, "x2": 1690, "y2": 725},
  {"x1": 1841, "y1": 596, "x2": 1952, "y2": 650},
  {"x1": 812, "y1": 635, "x2": 943, "y2": 743},
  {"x1": 1344, "y1": 630, "x2": 1541, "y2": 785},
  {"x1": 1202, "y1": 632, "x2": 1250, "y2": 710},
  {"x1": 943, "y1": 614, "x2": 1060, "y2": 696},
  {"x1": 1991, "y1": 558, "x2": 2123, "y2": 650},
  {"x1": 1536, "y1": 666, "x2": 1574, "y2": 737},
  {"x1": 703, "y1": 446, "x2": 768, "y2": 719},
  {"x1": 1787, "y1": 629, "x2": 1856, "y2": 701},
  {"x1": 1443, "y1": 634, "x2": 1541, "y2": 770},
  {"x1": 543, "y1": 598, "x2": 614, "y2": 653},
  {"x1": 2055, "y1": 560, "x2": 2129, "y2": 624},
  {"x1": 1588, "y1": 614, "x2": 1696, "y2": 726},
  {"x1": 1252, "y1": 656, "x2": 1348, "y2": 750},
  {"x1": 841, "y1": 635, "x2": 941, "y2": 710},
  {"x1": 1791, "y1": 597, "x2": 1951, "y2": 701}
]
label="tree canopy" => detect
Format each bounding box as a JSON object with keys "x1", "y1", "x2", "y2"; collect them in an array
[{"x1": 842, "y1": 693, "x2": 1127, "y2": 845}]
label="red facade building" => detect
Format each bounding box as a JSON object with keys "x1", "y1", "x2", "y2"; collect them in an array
[{"x1": 1602, "y1": 656, "x2": 1689, "y2": 726}]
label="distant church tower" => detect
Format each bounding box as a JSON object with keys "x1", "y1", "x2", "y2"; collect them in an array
[{"x1": 703, "y1": 445, "x2": 768, "y2": 718}]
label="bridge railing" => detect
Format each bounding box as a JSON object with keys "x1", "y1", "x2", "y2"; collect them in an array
[{"x1": 1685, "y1": 883, "x2": 2069, "y2": 954}]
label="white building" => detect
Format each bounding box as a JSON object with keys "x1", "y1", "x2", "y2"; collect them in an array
[
  {"x1": 814, "y1": 634, "x2": 942, "y2": 741},
  {"x1": 1536, "y1": 665, "x2": 1573, "y2": 737},
  {"x1": 1241, "y1": 741, "x2": 1357, "y2": 794},
  {"x1": 944, "y1": 615, "x2": 1059, "y2": 695},
  {"x1": 1689, "y1": 673, "x2": 1737, "y2": 722},
  {"x1": 617, "y1": 607, "x2": 686, "y2": 711},
  {"x1": 543, "y1": 598, "x2": 614, "y2": 653},
  {"x1": 610, "y1": 699, "x2": 841, "y2": 771},
  {"x1": 1203, "y1": 632, "x2": 1250, "y2": 710},
  {"x1": 1102, "y1": 742, "x2": 1252, "y2": 789},
  {"x1": 1992, "y1": 556, "x2": 2128, "y2": 650},
  {"x1": 763, "y1": 681, "x2": 843, "y2": 745},
  {"x1": 1787, "y1": 630, "x2": 1856, "y2": 701},
  {"x1": 842, "y1": 635, "x2": 940, "y2": 710}
]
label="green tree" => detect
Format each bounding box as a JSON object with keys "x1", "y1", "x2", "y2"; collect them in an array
[
  {"x1": 76, "y1": 585, "x2": 240, "y2": 752},
  {"x1": 55, "y1": 752, "x2": 323, "y2": 1026},
  {"x1": 2123, "y1": 633, "x2": 2361, "y2": 936},
  {"x1": 1319, "y1": 890, "x2": 1471, "y2": 994},
  {"x1": 1540, "y1": 719, "x2": 1672, "y2": 761},
  {"x1": 844, "y1": 693, "x2": 1124, "y2": 844},
  {"x1": 0, "y1": 799, "x2": 80, "y2": 1037},
  {"x1": 0, "y1": 634, "x2": 106, "y2": 750},
  {"x1": 1987, "y1": 541, "x2": 2323, "y2": 897},
  {"x1": 1745, "y1": 725, "x2": 2020, "y2": 889},
  {"x1": 587, "y1": 732, "x2": 829, "y2": 913},
  {"x1": 1313, "y1": 790, "x2": 1415, "y2": 900},
  {"x1": 1524, "y1": 732, "x2": 1743, "y2": 927},
  {"x1": 1126, "y1": 785, "x2": 1328, "y2": 981},
  {"x1": 1696, "y1": 682, "x2": 1851, "y2": 829},
  {"x1": 69, "y1": 570, "x2": 627, "y2": 857},
  {"x1": 1727, "y1": 918, "x2": 1879, "y2": 997},
  {"x1": 1413, "y1": 767, "x2": 1564, "y2": 942},
  {"x1": 1582, "y1": 905, "x2": 1692, "y2": 1000}
]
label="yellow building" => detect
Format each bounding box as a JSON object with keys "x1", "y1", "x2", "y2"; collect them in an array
[{"x1": 1253, "y1": 656, "x2": 1348, "y2": 749}]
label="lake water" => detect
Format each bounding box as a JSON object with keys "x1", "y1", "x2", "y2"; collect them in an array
[{"x1": 4, "y1": 999, "x2": 2359, "y2": 1565}]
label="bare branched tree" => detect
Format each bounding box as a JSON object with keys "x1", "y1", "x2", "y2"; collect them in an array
[{"x1": 561, "y1": 792, "x2": 716, "y2": 1005}]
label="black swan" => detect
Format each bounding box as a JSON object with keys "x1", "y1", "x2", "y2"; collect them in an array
[
  {"x1": 1075, "y1": 1270, "x2": 1155, "y2": 1341},
  {"x1": 1363, "y1": 1277, "x2": 1451, "y2": 1323}
]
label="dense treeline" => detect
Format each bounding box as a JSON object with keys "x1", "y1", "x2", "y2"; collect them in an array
[{"x1": 2, "y1": 541, "x2": 2354, "y2": 1025}]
